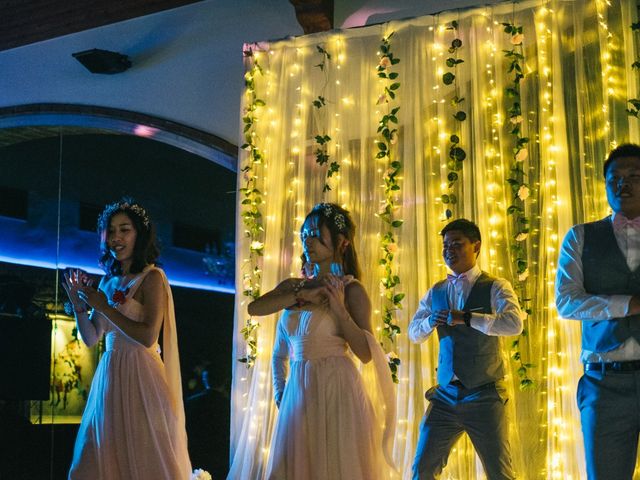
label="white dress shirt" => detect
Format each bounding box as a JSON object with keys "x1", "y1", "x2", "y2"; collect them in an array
[
  {"x1": 555, "y1": 214, "x2": 640, "y2": 362},
  {"x1": 408, "y1": 264, "x2": 524, "y2": 343}
]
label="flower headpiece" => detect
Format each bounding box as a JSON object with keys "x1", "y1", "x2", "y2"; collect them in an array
[
  {"x1": 312, "y1": 203, "x2": 348, "y2": 233},
  {"x1": 98, "y1": 199, "x2": 151, "y2": 232}
]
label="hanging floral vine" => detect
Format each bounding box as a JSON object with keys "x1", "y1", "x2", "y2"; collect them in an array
[
  {"x1": 626, "y1": 21, "x2": 640, "y2": 117},
  {"x1": 441, "y1": 20, "x2": 466, "y2": 220},
  {"x1": 311, "y1": 45, "x2": 339, "y2": 192},
  {"x1": 376, "y1": 32, "x2": 403, "y2": 383},
  {"x1": 502, "y1": 22, "x2": 534, "y2": 390},
  {"x1": 238, "y1": 48, "x2": 266, "y2": 367}
]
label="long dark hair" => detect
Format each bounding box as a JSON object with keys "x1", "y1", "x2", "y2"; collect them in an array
[
  {"x1": 301, "y1": 203, "x2": 362, "y2": 280},
  {"x1": 97, "y1": 197, "x2": 160, "y2": 276}
]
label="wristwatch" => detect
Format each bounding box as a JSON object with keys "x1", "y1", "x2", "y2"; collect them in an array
[{"x1": 463, "y1": 311, "x2": 472, "y2": 327}]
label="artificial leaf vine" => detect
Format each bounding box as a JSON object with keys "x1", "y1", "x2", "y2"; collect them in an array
[
  {"x1": 502, "y1": 22, "x2": 534, "y2": 390},
  {"x1": 626, "y1": 21, "x2": 640, "y2": 117},
  {"x1": 376, "y1": 32, "x2": 403, "y2": 383},
  {"x1": 238, "y1": 48, "x2": 266, "y2": 367},
  {"x1": 441, "y1": 20, "x2": 466, "y2": 220},
  {"x1": 312, "y1": 45, "x2": 339, "y2": 192}
]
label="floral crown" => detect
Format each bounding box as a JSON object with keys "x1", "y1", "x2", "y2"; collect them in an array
[
  {"x1": 98, "y1": 200, "x2": 151, "y2": 231},
  {"x1": 312, "y1": 203, "x2": 348, "y2": 233}
]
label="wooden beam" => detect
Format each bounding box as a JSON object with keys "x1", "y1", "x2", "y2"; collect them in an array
[{"x1": 289, "y1": 0, "x2": 333, "y2": 34}]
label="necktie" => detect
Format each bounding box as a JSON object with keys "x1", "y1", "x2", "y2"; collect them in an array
[{"x1": 613, "y1": 215, "x2": 640, "y2": 231}]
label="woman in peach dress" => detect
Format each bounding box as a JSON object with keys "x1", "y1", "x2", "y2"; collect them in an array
[
  {"x1": 64, "y1": 198, "x2": 191, "y2": 480},
  {"x1": 247, "y1": 203, "x2": 396, "y2": 480}
]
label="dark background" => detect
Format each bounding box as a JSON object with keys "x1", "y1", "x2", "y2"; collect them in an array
[{"x1": 0, "y1": 131, "x2": 236, "y2": 479}]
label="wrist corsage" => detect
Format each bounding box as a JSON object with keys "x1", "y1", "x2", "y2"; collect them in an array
[{"x1": 112, "y1": 288, "x2": 129, "y2": 305}]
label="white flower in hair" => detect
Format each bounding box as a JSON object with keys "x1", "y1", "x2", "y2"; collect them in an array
[
  {"x1": 99, "y1": 200, "x2": 151, "y2": 230},
  {"x1": 315, "y1": 203, "x2": 347, "y2": 233}
]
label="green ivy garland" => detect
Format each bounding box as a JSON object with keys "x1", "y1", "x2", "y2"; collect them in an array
[
  {"x1": 376, "y1": 32, "x2": 403, "y2": 383},
  {"x1": 502, "y1": 22, "x2": 534, "y2": 390},
  {"x1": 238, "y1": 48, "x2": 266, "y2": 367},
  {"x1": 626, "y1": 21, "x2": 640, "y2": 117},
  {"x1": 312, "y1": 45, "x2": 339, "y2": 192},
  {"x1": 441, "y1": 20, "x2": 466, "y2": 220}
]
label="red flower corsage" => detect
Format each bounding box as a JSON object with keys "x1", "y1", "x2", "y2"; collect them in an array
[{"x1": 112, "y1": 288, "x2": 129, "y2": 305}]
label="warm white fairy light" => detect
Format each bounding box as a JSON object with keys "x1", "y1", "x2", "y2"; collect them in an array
[
  {"x1": 230, "y1": 6, "x2": 640, "y2": 478},
  {"x1": 534, "y1": 5, "x2": 578, "y2": 477}
]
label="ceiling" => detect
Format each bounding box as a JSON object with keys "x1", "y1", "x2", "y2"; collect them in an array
[{"x1": 0, "y1": 0, "x2": 333, "y2": 52}]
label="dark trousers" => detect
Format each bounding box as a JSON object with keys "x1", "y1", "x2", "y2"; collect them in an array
[
  {"x1": 578, "y1": 370, "x2": 640, "y2": 479},
  {"x1": 412, "y1": 381, "x2": 515, "y2": 480}
]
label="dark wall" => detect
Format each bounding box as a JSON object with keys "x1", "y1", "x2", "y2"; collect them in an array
[
  {"x1": 174, "y1": 285, "x2": 233, "y2": 478},
  {"x1": 1, "y1": 133, "x2": 237, "y2": 245},
  {"x1": 0, "y1": 133, "x2": 236, "y2": 478}
]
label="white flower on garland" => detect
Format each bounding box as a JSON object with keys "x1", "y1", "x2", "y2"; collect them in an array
[
  {"x1": 517, "y1": 185, "x2": 530, "y2": 201},
  {"x1": 378, "y1": 56, "x2": 392, "y2": 69},
  {"x1": 250, "y1": 241, "x2": 264, "y2": 252},
  {"x1": 386, "y1": 351, "x2": 399, "y2": 362},
  {"x1": 376, "y1": 93, "x2": 388, "y2": 105},
  {"x1": 515, "y1": 148, "x2": 528, "y2": 162},
  {"x1": 515, "y1": 232, "x2": 529, "y2": 241},
  {"x1": 510, "y1": 33, "x2": 524, "y2": 45},
  {"x1": 518, "y1": 268, "x2": 529, "y2": 281},
  {"x1": 509, "y1": 115, "x2": 523, "y2": 124},
  {"x1": 191, "y1": 469, "x2": 212, "y2": 480},
  {"x1": 390, "y1": 131, "x2": 398, "y2": 145}
]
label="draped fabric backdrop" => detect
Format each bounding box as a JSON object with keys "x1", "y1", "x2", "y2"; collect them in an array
[{"x1": 228, "y1": 0, "x2": 640, "y2": 478}]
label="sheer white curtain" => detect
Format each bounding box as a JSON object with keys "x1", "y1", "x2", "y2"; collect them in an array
[{"x1": 228, "y1": 1, "x2": 639, "y2": 478}]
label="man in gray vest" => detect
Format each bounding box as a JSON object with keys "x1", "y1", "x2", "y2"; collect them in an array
[
  {"x1": 556, "y1": 143, "x2": 640, "y2": 479},
  {"x1": 409, "y1": 218, "x2": 523, "y2": 479}
]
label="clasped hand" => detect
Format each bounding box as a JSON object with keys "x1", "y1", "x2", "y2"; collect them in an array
[
  {"x1": 294, "y1": 274, "x2": 349, "y2": 313},
  {"x1": 63, "y1": 268, "x2": 108, "y2": 312},
  {"x1": 429, "y1": 309, "x2": 465, "y2": 328}
]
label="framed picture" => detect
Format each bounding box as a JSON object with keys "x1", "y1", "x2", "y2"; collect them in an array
[{"x1": 30, "y1": 316, "x2": 100, "y2": 424}]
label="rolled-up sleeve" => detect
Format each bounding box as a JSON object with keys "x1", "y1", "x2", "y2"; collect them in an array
[{"x1": 470, "y1": 278, "x2": 524, "y2": 336}]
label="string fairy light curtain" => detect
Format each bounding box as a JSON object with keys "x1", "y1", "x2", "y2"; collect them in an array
[{"x1": 228, "y1": 0, "x2": 639, "y2": 478}]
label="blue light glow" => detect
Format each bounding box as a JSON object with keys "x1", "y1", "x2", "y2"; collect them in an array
[{"x1": 0, "y1": 218, "x2": 235, "y2": 294}]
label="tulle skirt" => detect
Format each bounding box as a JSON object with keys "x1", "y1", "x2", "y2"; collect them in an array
[
  {"x1": 265, "y1": 354, "x2": 386, "y2": 480},
  {"x1": 68, "y1": 342, "x2": 191, "y2": 480}
]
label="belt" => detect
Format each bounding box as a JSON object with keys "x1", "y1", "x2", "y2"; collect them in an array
[
  {"x1": 585, "y1": 360, "x2": 640, "y2": 372},
  {"x1": 447, "y1": 380, "x2": 496, "y2": 390}
]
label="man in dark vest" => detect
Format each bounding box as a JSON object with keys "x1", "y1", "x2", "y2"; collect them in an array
[
  {"x1": 409, "y1": 218, "x2": 523, "y2": 479},
  {"x1": 556, "y1": 143, "x2": 640, "y2": 479}
]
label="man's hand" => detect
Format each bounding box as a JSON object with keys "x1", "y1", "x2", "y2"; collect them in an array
[
  {"x1": 429, "y1": 310, "x2": 450, "y2": 328},
  {"x1": 447, "y1": 309, "x2": 466, "y2": 326},
  {"x1": 629, "y1": 296, "x2": 640, "y2": 316},
  {"x1": 428, "y1": 309, "x2": 466, "y2": 327}
]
